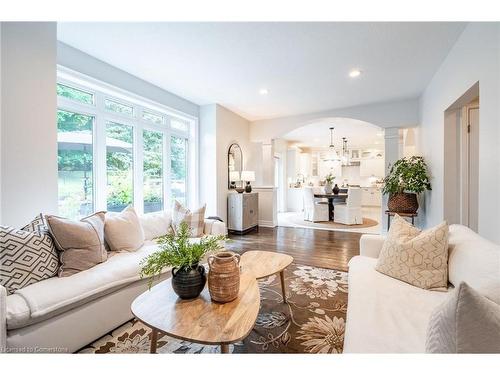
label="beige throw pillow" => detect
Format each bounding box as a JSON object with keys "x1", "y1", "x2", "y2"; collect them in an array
[
  {"x1": 375, "y1": 215, "x2": 449, "y2": 290},
  {"x1": 425, "y1": 282, "x2": 500, "y2": 353},
  {"x1": 104, "y1": 206, "x2": 145, "y2": 252},
  {"x1": 172, "y1": 201, "x2": 206, "y2": 237},
  {"x1": 46, "y1": 212, "x2": 107, "y2": 277}
]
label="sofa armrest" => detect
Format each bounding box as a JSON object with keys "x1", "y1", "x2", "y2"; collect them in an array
[
  {"x1": 204, "y1": 219, "x2": 227, "y2": 236},
  {"x1": 359, "y1": 234, "x2": 386, "y2": 259},
  {"x1": 0, "y1": 285, "x2": 6, "y2": 351}
]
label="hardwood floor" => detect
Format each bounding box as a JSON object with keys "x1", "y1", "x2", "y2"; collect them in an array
[{"x1": 226, "y1": 226, "x2": 362, "y2": 272}]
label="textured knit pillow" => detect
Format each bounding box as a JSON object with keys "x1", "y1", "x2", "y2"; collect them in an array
[
  {"x1": 172, "y1": 201, "x2": 206, "y2": 237},
  {"x1": 375, "y1": 215, "x2": 449, "y2": 290},
  {"x1": 105, "y1": 206, "x2": 145, "y2": 252},
  {"x1": 426, "y1": 282, "x2": 500, "y2": 353},
  {"x1": 0, "y1": 215, "x2": 59, "y2": 294},
  {"x1": 46, "y1": 212, "x2": 107, "y2": 277}
]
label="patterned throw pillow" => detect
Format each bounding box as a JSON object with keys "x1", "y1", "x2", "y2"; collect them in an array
[
  {"x1": 426, "y1": 282, "x2": 500, "y2": 353},
  {"x1": 0, "y1": 214, "x2": 59, "y2": 294},
  {"x1": 172, "y1": 201, "x2": 206, "y2": 237},
  {"x1": 375, "y1": 215, "x2": 449, "y2": 290}
]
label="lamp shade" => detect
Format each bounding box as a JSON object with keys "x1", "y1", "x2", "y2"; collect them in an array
[
  {"x1": 241, "y1": 170, "x2": 255, "y2": 182},
  {"x1": 229, "y1": 171, "x2": 240, "y2": 182}
]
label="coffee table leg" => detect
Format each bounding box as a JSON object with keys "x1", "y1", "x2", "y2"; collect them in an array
[
  {"x1": 280, "y1": 270, "x2": 287, "y2": 303},
  {"x1": 221, "y1": 343, "x2": 229, "y2": 354},
  {"x1": 150, "y1": 328, "x2": 158, "y2": 353}
]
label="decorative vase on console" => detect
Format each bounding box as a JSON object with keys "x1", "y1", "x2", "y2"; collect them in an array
[{"x1": 333, "y1": 184, "x2": 340, "y2": 195}]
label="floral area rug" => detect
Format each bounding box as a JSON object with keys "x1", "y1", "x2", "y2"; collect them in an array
[{"x1": 78, "y1": 263, "x2": 348, "y2": 354}]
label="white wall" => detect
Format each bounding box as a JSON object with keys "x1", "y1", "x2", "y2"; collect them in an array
[
  {"x1": 1, "y1": 23, "x2": 58, "y2": 227},
  {"x1": 199, "y1": 104, "x2": 255, "y2": 222},
  {"x1": 57, "y1": 42, "x2": 199, "y2": 118},
  {"x1": 419, "y1": 23, "x2": 500, "y2": 243},
  {"x1": 215, "y1": 105, "x2": 252, "y2": 222},
  {"x1": 199, "y1": 104, "x2": 218, "y2": 216},
  {"x1": 250, "y1": 98, "x2": 419, "y2": 142}
]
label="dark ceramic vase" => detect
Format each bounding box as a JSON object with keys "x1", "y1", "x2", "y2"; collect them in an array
[
  {"x1": 333, "y1": 184, "x2": 340, "y2": 195},
  {"x1": 171, "y1": 264, "x2": 206, "y2": 299}
]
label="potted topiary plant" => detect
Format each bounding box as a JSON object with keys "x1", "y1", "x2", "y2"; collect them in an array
[
  {"x1": 382, "y1": 156, "x2": 431, "y2": 213},
  {"x1": 140, "y1": 222, "x2": 227, "y2": 299}
]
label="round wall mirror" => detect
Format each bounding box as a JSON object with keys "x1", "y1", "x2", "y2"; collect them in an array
[{"x1": 228, "y1": 143, "x2": 243, "y2": 190}]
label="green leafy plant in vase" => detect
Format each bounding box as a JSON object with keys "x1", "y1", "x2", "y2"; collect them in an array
[
  {"x1": 324, "y1": 173, "x2": 335, "y2": 194},
  {"x1": 140, "y1": 221, "x2": 227, "y2": 299},
  {"x1": 382, "y1": 156, "x2": 431, "y2": 213}
]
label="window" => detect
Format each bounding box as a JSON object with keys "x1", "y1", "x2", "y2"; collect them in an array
[
  {"x1": 57, "y1": 72, "x2": 195, "y2": 219},
  {"x1": 142, "y1": 110, "x2": 163, "y2": 125},
  {"x1": 105, "y1": 99, "x2": 134, "y2": 116},
  {"x1": 106, "y1": 122, "x2": 134, "y2": 212},
  {"x1": 57, "y1": 83, "x2": 94, "y2": 105},
  {"x1": 170, "y1": 136, "x2": 188, "y2": 205},
  {"x1": 57, "y1": 109, "x2": 94, "y2": 219},
  {"x1": 171, "y1": 119, "x2": 188, "y2": 132},
  {"x1": 143, "y1": 130, "x2": 164, "y2": 213}
]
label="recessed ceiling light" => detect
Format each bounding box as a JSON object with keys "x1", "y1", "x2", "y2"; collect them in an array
[
  {"x1": 349, "y1": 70, "x2": 361, "y2": 78},
  {"x1": 259, "y1": 88, "x2": 269, "y2": 95}
]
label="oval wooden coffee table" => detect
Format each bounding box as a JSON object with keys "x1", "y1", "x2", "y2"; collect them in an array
[{"x1": 131, "y1": 251, "x2": 293, "y2": 354}]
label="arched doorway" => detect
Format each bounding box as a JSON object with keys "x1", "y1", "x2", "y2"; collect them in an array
[{"x1": 274, "y1": 117, "x2": 385, "y2": 234}]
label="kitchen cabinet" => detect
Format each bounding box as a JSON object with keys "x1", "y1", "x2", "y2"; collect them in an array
[
  {"x1": 360, "y1": 158, "x2": 384, "y2": 177},
  {"x1": 361, "y1": 187, "x2": 382, "y2": 206},
  {"x1": 287, "y1": 188, "x2": 304, "y2": 212}
]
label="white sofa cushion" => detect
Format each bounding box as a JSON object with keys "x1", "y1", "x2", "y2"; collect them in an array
[
  {"x1": 11, "y1": 241, "x2": 165, "y2": 329},
  {"x1": 139, "y1": 211, "x2": 172, "y2": 241},
  {"x1": 5, "y1": 294, "x2": 30, "y2": 330},
  {"x1": 343, "y1": 255, "x2": 451, "y2": 353},
  {"x1": 447, "y1": 224, "x2": 500, "y2": 292}
]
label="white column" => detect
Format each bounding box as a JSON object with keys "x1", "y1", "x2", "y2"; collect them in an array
[
  {"x1": 381, "y1": 128, "x2": 403, "y2": 232},
  {"x1": 255, "y1": 140, "x2": 277, "y2": 227}
]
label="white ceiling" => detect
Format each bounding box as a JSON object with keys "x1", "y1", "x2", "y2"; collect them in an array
[
  {"x1": 282, "y1": 118, "x2": 383, "y2": 150},
  {"x1": 57, "y1": 22, "x2": 466, "y2": 121}
]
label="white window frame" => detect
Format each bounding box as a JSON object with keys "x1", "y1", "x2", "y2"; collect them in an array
[{"x1": 56, "y1": 66, "x2": 198, "y2": 216}]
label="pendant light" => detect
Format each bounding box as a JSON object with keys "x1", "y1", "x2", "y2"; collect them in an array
[
  {"x1": 342, "y1": 137, "x2": 350, "y2": 166},
  {"x1": 325, "y1": 127, "x2": 341, "y2": 162}
]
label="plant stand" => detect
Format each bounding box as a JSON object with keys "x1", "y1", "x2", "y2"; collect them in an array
[{"x1": 385, "y1": 210, "x2": 417, "y2": 229}]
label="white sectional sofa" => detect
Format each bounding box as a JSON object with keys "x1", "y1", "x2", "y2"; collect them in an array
[
  {"x1": 0, "y1": 214, "x2": 226, "y2": 353},
  {"x1": 344, "y1": 224, "x2": 500, "y2": 353}
]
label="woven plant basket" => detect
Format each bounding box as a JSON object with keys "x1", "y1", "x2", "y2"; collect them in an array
[{"x1": 388, "y1": 193, "x2": 419, "y2": 214}]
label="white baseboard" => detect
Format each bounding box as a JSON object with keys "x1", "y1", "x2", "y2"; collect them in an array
[{"x1": 259, "y1": 220, "x2": 277, "y2": 228}]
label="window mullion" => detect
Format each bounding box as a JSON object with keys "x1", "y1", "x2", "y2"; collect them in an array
[
  {"x1": 165, "y1": 121, "x2": 172, "y2": 211},
  {"x1": 95, "y1": 94, "x2": 107, "y2": 211},
  {"x1": 135, "y1": 123, "x2": 144, "y2": 215}
]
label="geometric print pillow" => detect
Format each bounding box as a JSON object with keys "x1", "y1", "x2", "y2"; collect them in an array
[
  {"x1": 0, "y1": 214, "x2": 59, "y2": 294},
  {"x1": 375, "y1": 214, "x2": 449, "y2": 291}
]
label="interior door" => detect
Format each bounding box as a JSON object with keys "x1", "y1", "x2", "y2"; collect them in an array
[{"x1": 467, "y1": 106, "x2": 479, "y2": 231}]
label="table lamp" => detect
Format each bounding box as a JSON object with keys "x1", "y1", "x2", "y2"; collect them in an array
[{"x1": 241, "y1": 171, "x2": 255, "y2": 193}]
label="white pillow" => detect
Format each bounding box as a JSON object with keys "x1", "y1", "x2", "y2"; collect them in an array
[
  {"x1": 139, "y1": 211, "x2": 172, "y2": 241},
  {"x1": 426, "y1": 282, "x2": 500, "y2": 353},
  {"x1": 104, "y1": 206, "x2": 145, "y2": 252}
]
